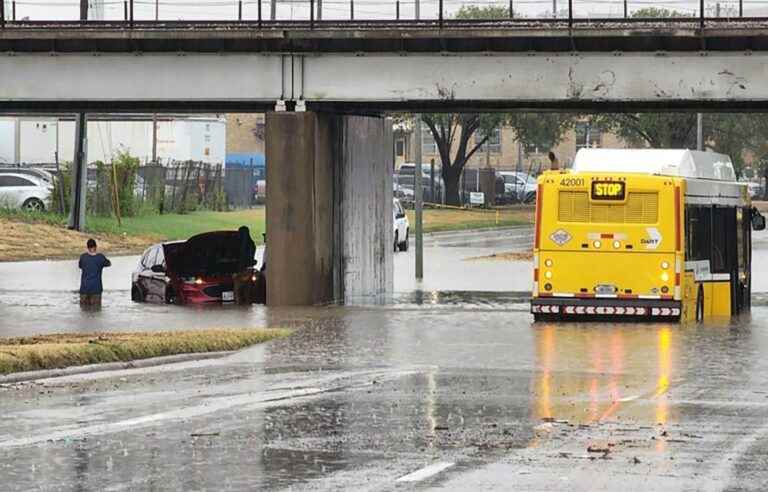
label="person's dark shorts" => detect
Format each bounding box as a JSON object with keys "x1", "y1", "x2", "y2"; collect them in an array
[{"x1": 80, "y1": 294, "x2": 102, "y2": 306}]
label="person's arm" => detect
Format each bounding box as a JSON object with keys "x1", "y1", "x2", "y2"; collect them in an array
[
  {"x1": 78, "y1": 255, "x2": 83, "y2": 270},
  {"x1": 102, "y1": 255, "x2": 112, "y2": 268}
]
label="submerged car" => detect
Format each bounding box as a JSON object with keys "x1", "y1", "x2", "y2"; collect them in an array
[{"x1": 131, "y1": 231, "x2": 257, "y2": 304}]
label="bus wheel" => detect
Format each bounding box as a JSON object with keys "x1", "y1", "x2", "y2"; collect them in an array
[{"x1": 695, "y1": 285, "x2": 704, "y2": 323}]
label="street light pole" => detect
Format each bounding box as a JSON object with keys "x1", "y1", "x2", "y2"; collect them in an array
[
  {"x1": 697, "y1": 113, "x2": 703, "y2": 150},
  {"x1": 414, "y1": 115, "x2": 423, "y2": 280}
]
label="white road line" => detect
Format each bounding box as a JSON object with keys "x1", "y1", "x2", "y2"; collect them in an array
[
  {"x1": 618, "y1": 395, "x2": 640, "y2": 402},
  {"x1": 396, "y1": 462, "x2": 455, "y2": 483}
]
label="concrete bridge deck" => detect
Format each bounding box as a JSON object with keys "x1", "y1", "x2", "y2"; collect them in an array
[{"x1": 2, "y1": 20, "x2": 768, "y2": 53}]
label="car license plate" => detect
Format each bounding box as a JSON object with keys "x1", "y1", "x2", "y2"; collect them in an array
[{"x1": 222, "y1": 291, "x2": 234, "y2": 302}]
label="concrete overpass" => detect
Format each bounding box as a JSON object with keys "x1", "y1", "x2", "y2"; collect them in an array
[
  {"x1": 4, "y1": 20, "x2": 768, "y2": 305},
  {"x1": 3, "y1": 21, "x2": 768, "y2": 112}
]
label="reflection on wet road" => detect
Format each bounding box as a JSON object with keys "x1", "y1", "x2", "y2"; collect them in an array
[
  {"x1": 2, "y1": 305, "x2": 768, "y2": 490},
  {"x1": 2, "y1": 227, "x2": 768, "y2": 490}
]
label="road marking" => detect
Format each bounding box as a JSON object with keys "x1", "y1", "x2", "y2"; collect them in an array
[
  {"x1": 396, "y1": 462, "x2": 455, "y2": 483},
  {"x1": 618, "y1": 395, "x2": 640, "y2": 402}
]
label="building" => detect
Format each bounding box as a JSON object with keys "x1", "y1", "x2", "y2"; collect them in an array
[
  {"x1": 225, "y1": 113, "x2": 265, "y2": 176},
  {"x1": 0, "y1": 115, "x2": 226, "y2": 166},
  {"x1": 396, "y1": 119, "x2": 628, "y2": 174}
]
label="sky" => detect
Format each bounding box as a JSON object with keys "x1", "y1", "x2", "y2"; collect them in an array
[{"x1": 2, "y1": 0, "x2": 756, "y2": 22}]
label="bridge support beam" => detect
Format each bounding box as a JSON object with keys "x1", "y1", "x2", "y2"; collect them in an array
[{"x1": 265, "y1": 111, "x2": 393, "y2": 306}]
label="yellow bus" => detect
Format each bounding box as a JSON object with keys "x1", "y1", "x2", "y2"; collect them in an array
[{"x1": 531, "y1": 149, "x2": 765, "y2": 322}]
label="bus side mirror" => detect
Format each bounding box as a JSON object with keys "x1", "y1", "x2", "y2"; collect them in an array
[{"x1": 752, "y1": 210, "x2": 766, "y2": 231}]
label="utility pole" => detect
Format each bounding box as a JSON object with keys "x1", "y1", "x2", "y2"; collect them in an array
[
  {"x1": 13, "y1": 117, "x2": 20, "y2": 164},
  {"x1": 152, "y1": 115, "x2": 158, "y2": 162},
  {"x1": 697, "y1": 113, "x2": 704, "y2": 150},
  {"x1": 414, "y1": 116, "x2": 423, "y2": 280},
  {"x1": 68, "y1": 114, "x2": 88, "y2": 231}
]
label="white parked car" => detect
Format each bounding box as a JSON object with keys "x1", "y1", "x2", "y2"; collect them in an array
[
  {"x1": 393, "y1": 198, "x2": 410, "y2": 252},
  {"x1": 0, "y1": 173, "x2": 52, "y2": 211},
  {"x1": 499, "y1": 171, "x2": 537, "y2": 203}
]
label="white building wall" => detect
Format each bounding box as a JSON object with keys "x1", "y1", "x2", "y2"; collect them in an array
[{"x1": 0, "y1": 117, "x2": 226, "y2": 165}]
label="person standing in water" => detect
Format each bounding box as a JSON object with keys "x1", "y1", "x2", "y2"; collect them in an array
[{"x1": 78, "y1": 238, "x2": 111, "y2": 307}]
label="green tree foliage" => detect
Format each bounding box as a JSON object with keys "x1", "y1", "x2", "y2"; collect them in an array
[
  {"x1": 506, "y1": 113, "x2": 575, "y2": 152},
  {"x1": 454, "y1": 5, "x2": 509, "y2": 19},
  {"x1": 631, "y1": 7, "x2": 687, "y2": 17}
]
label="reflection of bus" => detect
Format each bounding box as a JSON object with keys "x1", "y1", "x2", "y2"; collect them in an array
[{"x1": 531, "y1": 149, "x2": 765, "y2": 322}]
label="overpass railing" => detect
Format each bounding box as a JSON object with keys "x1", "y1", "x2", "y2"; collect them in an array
[{"x1": 0, "y1": 0, "x2": 762, "y2": 30}]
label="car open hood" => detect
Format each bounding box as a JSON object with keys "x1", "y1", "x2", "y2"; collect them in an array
[{"x1": 164, "y1": 231, "x2": 243, "y2": 277}]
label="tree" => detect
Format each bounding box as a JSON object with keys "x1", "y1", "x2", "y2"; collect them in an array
[
  {"x1": 421, "y1": 113, "x2": 504, "y2": 206},
  {"x1": 417, "y1": 6, "x2": 574, "y2": 205},
  {"x1": 506, "y1": 113, "x2": 575, "y2": 153}
]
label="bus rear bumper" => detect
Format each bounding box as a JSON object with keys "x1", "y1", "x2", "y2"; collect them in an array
[{"x1": 531, "y1": 297, "x2": 681, "y2": 320}]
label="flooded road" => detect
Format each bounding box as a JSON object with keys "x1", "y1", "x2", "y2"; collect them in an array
[
  {"x1": 0, "y1": 227, "x2": 533, "y2": 336},
  {"x1": 2, "y1": 227, "x2": 768, "y2": 490},
  {"x1": 2, "y1": 306, "x2": 768, "y2": 490}
]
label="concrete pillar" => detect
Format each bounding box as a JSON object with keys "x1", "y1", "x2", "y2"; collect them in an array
[{"x1": 265, "y1": 111, "x2": 392, "y2": 306}]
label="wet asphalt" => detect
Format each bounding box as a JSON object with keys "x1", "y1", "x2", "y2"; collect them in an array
[{"x1": 1, "y1": 227, "x2": 768, "y2": 490}]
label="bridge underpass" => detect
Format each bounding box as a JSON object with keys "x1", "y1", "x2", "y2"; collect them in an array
[{"x1": 4, "y1": 23, "x2": 768, "y2": 305}]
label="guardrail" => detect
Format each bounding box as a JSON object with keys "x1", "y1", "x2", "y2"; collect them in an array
[{"x1": 0, "y1": 0, "x2": 764, "y2": 31}]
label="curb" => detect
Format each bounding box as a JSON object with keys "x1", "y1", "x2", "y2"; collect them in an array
[{"x1": 0, "y1": 350, "x2": 233, "y2": 385}]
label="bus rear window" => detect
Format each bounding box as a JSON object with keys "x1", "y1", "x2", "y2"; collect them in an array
[{"x1": 558, "y1": 191, "x2": 658, "y2": 224}]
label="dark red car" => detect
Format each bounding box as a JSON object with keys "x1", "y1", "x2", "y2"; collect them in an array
[{"x1": 131, "y1": 231, "x2": 256, "y2": 304}]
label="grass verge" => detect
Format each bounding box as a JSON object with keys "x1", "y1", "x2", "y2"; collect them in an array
[
  {"x1": 0, "y1": 328, "x2": 291, "y2": 375},
  {"x1": 464, "y1": 250, "x2": 533, "y2": 262},
  {"x1": 86, "y1": 208, "x2": 267, "y2": 242}
]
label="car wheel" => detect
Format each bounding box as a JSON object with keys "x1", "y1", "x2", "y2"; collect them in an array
[
  {"x1": 524, "y1": 192, "x2": 536, "y2": 204},
  {"x1": 131, "y1": 285, "x2": 144, "y2": 302},
  {"x1": 22, "y1": 197, "x2": 45, "y2": 212},
  {"x1": 165, "y1": 287, "x2": 178, "y2": 305},
  {"x1": 400, "y1": 229, "x2": 409, "y2": 252},
  {"x1": 393, "y1": 232, "x2": 399, "y2": 253}
]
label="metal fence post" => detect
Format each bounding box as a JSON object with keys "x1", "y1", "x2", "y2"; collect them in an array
[
  {"x1": 238, "y1": 0, "x2": 242, "y2": 20},
  {"x1": 12, "y1": 1, "x2": 16, "y2": 21},
  {"x1": 350, "y1": 0, "x2": 354, "y2": 20},
  {"x1": 123, "y1": 0, "x2": 127, "y2": 20},
  {"x1": 258, "y1": 0, "x2": 262, "y2": 27},
  {"x1": 310, "y1": 0, "x2": 314, "y2": 27},
  {"x1": 396, "y1": 0, "x2": 399, "y2": 20},
  {"x1": 509, "y1": 0, "x2": 514, "y2": 18},
  {"x1": 0, "y1": 0, "x2": 5, "y2": 27},
  {"x1": 699, "y1": 0, "x2": 704, "y2": 28},
  {"x1": 129, "y1": 0, "x2": 134, "y2": 26},
  {"x1": 623, "y1": 0, "x2": 627, "y2": 18},
  {"x1": 568, "y1": 0, "x2": 572, "y2": 28},
  {"x1": 438, "y1": 0, "x2": 443, "y2": 27},
  {"x1": 739, "y1": 0, "x2": 743, "y2": 16}
]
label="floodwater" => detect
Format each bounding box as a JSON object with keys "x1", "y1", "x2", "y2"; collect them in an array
[
  {"x1": 2, "y1": 227, "x2": 768, "y2": 490},
  {"x1": 1, "y1": 300, "x2": 768, "y2": 489},
  {"x1": 0, "y1": 227, "x2": 534, "y2": 336}
]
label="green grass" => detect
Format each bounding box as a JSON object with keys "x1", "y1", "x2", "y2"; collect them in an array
[
  {"x1": 406, "y1": 207, "x2": 533, "y2": 233},
  {"x1": 2, "y1": 204, "x2": 531, "y2": 251},
  {"x1": 86, "y1": 208, "x2": 267, "y2": 243},
  {"x1": 0, "y1": 328, "x2": 291, "y2": 375}
]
